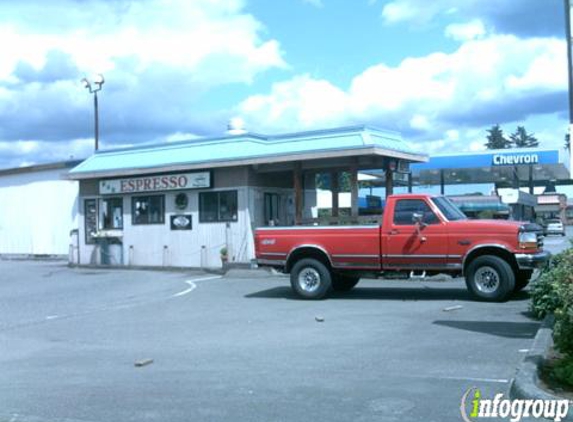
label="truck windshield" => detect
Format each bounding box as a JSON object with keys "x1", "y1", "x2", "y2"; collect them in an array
[{"x1": 432, "y1": 197, "x2": 467, "y2": 221}]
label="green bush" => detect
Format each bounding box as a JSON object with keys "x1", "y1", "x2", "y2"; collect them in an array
[
  {"x1": 554, "y1": 295, "x2": 573, "y2": 357},
  {"x1": 530, "y1": 248, "x2": 573, "y2": 358},
  {"x1": 553, "y1": 356, "x2": 573, "y2": 388},
  {"x1": 529, "y1": 249, "x2": 573, "y2": 318}
]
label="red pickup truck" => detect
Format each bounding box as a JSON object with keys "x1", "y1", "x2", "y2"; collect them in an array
[{"x1": 255, "y1": 194, "x2": 550, "y2": 302}]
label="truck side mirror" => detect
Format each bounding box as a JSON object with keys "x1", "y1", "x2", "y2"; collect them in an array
[{"x1": 412, "y1": 212, "x2": 427, "y2": 229}]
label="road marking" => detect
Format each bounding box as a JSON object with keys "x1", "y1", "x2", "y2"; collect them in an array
[
  {"x1": 45, "y1": 315, "x2": 59, "y2": 320},
  {"x1": 172, "y1": 275, "x2": 222, "y2": 297}
]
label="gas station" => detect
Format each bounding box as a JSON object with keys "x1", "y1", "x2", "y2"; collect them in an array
[{"x1": 341, "y1": 147, "x2": 572, "y2": 223}]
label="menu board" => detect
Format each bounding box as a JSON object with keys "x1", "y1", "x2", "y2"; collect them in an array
[{"x1": 84, "y1": 199, "x2": 98, "y2": 244}]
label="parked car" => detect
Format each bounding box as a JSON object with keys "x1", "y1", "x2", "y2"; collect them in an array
[
  {"x1": 255, "y1": 194, "x2": 550, "y2": 302},
  {"x1": 544, "y1": 218, "x2": 566, "y2": 236}
]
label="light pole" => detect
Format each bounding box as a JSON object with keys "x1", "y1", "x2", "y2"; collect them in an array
[
  {"x1": 81, "y1": 74, "x2": 105, "y2": 151},
  {"x1": 565, "y1": 0, "x2": 573, "y2": 177}
]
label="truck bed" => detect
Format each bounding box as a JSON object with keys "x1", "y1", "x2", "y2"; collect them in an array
[{"x1": 255, "y1": 225, "x2": 381, "y2": 270}]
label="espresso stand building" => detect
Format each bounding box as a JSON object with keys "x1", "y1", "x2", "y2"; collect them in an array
[{"x1": 68, "y1": 126, "x2": 427, "y2": 268}]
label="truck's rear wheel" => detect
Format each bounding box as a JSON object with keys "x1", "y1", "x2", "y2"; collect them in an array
[
  {"x1": 332, "y1": 275, "x2": 360, "y2": 292},
  {"x1": 514, "y1": 270, "x2": 533, "y2": 292},
  {"x1": 290, "y1": 258, "x2": 332, "y2": 300},
  {"x1": 465, "y1": 255, "x2": 515, "y2": 302}
]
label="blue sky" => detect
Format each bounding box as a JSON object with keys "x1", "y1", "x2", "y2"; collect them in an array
[{"x1": 0, "y1": 0, "x2": 568, "y2": 169}]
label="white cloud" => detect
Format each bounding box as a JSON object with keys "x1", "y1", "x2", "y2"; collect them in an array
[
  {"x1": 240, "y1": 75, "x2": 348, "y2": 130},
  {"x1": 409, "y1": 114, "x2": 430, "y2": 131},
  {"x1": 381, "y1": 1, "x2": 419, "y2": 23},
  {"x1": 0, "y1": 0, "x2": 285, "y2": 83},
  {"x1": 238, "y1": 34, "x2": 567, "y2": 151},
  {"x1": 380, "y1": 0, "x2": 481, "y2": 26},
  {"x1": 0, "y1": 0, "x2": 287, "y2": 168},
  {"x1": 445, "y1": 20, "x2": 486, "y2": 41}
]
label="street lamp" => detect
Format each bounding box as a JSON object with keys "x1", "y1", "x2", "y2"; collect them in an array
[{"x1": 81, "y1": 74, "x2": 105, "y2": 151}]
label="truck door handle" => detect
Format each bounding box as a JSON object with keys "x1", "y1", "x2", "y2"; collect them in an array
[{"x1": 389, "y1": 229, "x2": 399, "y2": 235}]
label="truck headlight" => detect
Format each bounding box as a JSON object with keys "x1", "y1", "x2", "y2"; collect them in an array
[{"x1": 518, "y1": 232, "x2": 537, "y2": 250}]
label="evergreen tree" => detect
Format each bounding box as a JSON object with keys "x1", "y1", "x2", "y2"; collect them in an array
[
  {"x1": 484, "y1": 124, "x2": 511, "y2": 149},
  {"x1": 565, "y1": 133, "x2": 571, "y2": 152},
  {"x1": 510, "y1": 126, "x2": 539, "y2": 148}
]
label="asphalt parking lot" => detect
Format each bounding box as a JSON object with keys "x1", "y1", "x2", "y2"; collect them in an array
[{"x1": 0, "y1": 230, "x2": 570, "y2": 422}]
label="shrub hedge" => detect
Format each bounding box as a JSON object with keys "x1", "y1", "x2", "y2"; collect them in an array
[{"x1": 530, "y1": 246, "x2": 573, "y2": 387}]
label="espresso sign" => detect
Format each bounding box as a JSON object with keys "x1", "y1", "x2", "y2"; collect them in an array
[{"x1": 100, "y1": 172, "x2": 211, "y2": 195}]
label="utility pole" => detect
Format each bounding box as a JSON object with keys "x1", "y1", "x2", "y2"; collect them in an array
[{"x1": 565, "y1": 0, "x2": 573, "y2": 177}]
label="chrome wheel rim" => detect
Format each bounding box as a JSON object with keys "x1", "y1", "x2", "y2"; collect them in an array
[
  {"x1": 298, "y1": 268, "x2": 321, "y2": 293},
  {"x1": 474, "y1": 266, "x2": 500, "y2": 293}
]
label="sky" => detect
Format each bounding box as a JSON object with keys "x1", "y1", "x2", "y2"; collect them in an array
[{"x1": 0, "y1": 0, "x2": 568, "y2": 170}]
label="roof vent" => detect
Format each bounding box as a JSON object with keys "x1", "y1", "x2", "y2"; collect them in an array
[{"x1": 227, "y1": 117, "x2": 247, "y2": 136}]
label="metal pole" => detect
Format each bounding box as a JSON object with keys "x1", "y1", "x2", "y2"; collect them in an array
[
  {"x1": 94, "y1": 90, "x2": 99, "y2": 151},
  {"x1": 565, "y1": 0, "x2": 573, "y2": 177}
]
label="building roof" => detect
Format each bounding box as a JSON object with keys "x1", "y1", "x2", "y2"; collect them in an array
[{"x1": 68, "y1": 125, "x2": 427, "y2": 179}]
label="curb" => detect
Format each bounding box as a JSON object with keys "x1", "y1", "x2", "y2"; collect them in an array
[{"x1": 510, "y1": 314, "x2": 573, "y2": 421}]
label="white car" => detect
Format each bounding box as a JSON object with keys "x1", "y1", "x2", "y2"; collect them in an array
[{"x1": 544, "y1": 219, "x2": 566, "y2": 236}]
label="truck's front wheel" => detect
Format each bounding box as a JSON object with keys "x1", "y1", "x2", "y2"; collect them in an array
[
  {"x1": 465, "y1": 255, "x2": 515, "y2": 302},
  {"x1": 290, "y1": 258, "x2": 332, "y2": 300}
]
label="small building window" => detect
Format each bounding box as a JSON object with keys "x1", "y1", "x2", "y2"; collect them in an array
[
  {"x1": 199, "y1": 190, "x2": 238, "y2": 223},
  {"x1": 100, "y1": 197, "x2": 123, "y2": 229},
  {"x1": 132, "y1": 195, "x2": 165, "y2": 225}
]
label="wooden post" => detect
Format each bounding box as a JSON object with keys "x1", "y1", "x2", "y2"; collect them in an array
[
  {"x1": 294, "y1": 162, "x2": 303, "y2": 225},
  {"x1": 331, "y1": 172, "x2": 339, "y2": 218},
  {"x1": 407, "y1": 172, "x2": 413, "y2": 193},
  {"x1": 350, "y1": 164, "x2": 358, "y2": 218},
  {"x1": 385, "y1": 168, "x2": 393, "y2": 198}
]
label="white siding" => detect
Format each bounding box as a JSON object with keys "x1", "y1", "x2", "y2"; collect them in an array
[
  {"x1": 78, "y1": 187, "x2": 257, "y2": 268},
  {"x1": 0, "y1": 169, "x2": 78, "y2": 256}
]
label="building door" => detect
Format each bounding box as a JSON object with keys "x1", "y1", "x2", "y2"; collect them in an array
[{"x1": 264, "y1": 193, "x2": 281, "y2": 226}]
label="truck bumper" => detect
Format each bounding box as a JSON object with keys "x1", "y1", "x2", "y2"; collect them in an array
[{"x1": 515, "y1": 251, "x2": 551, "y2": 270}]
